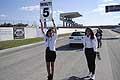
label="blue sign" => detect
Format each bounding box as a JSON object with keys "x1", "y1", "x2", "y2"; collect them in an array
[{"x1": 106, "y1": 5, "x2": 120, "y2": 13}]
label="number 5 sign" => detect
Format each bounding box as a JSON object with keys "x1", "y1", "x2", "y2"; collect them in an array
[{"x1": 40, "y1": 0, "x2": 53, "y2": 21}]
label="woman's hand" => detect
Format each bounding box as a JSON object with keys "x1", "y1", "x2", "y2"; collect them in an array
[{"x1": 39, "y1": 19, "x2": 42, "y2": 23}]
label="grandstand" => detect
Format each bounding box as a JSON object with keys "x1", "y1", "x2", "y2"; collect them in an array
[{"x1": 60, "y1": 12, "x2": 82, "y2": 27}]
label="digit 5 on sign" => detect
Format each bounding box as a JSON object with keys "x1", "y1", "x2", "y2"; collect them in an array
[
  {"x1": 43, "y1": 7, "x2": 49, "y2": 17},
  {"x1": 40, "y1": 0, "x2": 53, "y2": 21}
]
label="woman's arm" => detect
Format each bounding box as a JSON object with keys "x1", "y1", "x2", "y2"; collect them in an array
[
  {"x1": 52, "y1": 18, "x2": 57, "y2": 33},
  {"x1": 93, "y1": 36, "x2": 98, "y2": 52},
  {"x1": 40, "y1": 19, "x2": 45, "y2": 35}
]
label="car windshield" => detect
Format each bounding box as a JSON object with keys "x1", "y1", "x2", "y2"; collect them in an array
[{"x1": 71, "y1": 32, "x2": 85, "y2": 36}]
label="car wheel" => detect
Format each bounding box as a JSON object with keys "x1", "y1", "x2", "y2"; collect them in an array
[
  {"x1": 69, "y1": 44, "x2": 72, "y2": 47},
  {"x1": 80, "y1": 44, "x2": 84, "y2": 48}
]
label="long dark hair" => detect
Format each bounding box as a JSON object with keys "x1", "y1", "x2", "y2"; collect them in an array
[
  {"x1": 85, "y1": 27, "x2": 95, "y2": 40},
  {"x1": 46, "y1": 29, "x2": 52, "y2": 37}
]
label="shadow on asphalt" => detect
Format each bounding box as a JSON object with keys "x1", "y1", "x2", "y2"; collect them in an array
[
  {"x1": 102, "y1": 37, "x2": 120, "y2": 40},
  {"x1": 62, "y1": 76, "x2": 93, "y2": 80},
  {"x1": 56, "y1": 44, "x2": 83, "y2": 51}
]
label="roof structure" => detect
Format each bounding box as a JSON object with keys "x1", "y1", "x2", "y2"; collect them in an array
[{"x1": 60, "y1": 12, "x2": 82, "y2": 19}]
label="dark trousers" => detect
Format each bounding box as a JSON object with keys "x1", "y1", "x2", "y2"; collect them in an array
[
  {"x1": 85, "y1": 48, "x2": 96, "y2": 74},
  {"x1": 97, "y1": 39, "x2": 102, "y2": 48}
]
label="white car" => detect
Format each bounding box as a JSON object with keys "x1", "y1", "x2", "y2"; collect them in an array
[{"x1": 69, "y1": 31, "x2": 85, "y2": 47}]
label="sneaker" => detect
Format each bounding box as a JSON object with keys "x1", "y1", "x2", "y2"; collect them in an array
[
  {"x1": 90, "y1": 74, "x2": 95, "y2": 80},
  {"x1": 84, "y1": 72, "x2": 92, "y2": 79}
]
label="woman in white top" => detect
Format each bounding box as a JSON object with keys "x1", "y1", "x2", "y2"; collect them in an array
[
  {"x1": 40, "y1": 19, "x2": 57, "y2": 80},
  {"x1": 83, "y1": 27, "x2": 98, "y2": 80}
]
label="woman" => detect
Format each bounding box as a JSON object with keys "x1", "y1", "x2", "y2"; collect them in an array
[
  {"x1": 83, "y1": 27, "x2": 98, "y2": 80},
  {"x1": 40, "y1": 19, "x2": 57, "y2": 80},
  {"x1": 95, "y1": 28, "x2": 103, "y2": 48}
]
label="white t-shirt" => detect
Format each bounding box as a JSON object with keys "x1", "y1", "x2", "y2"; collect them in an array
[
  {"x1": 43, "y1": 33, "x2": 57, "y2": 51},
  {"x1": 83, "y1": 36, "x2": 98, "y2": 52}
]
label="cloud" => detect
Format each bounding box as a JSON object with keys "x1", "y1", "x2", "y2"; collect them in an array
[
  {"x1": 21, "y1": 4, "x2": 65, "y2": 14},
  {"x1": 92, "y1": 2, "x2": 119, "y2": 15},
  {"x1": 21, "y1": 5, "x2": 39, "y2": 11},
  {"x1": 0, "y1": 14, "x2": 7, "y2": 18},
  {"x1": 113, "y1": 16, "x2": 120, "y2": 19},
  {"x1": 103, "y1": 0, "x2": 114, "y2": 3},
  {"x1": 53, "y1": 10, "x2": 64, "y2": 18},
  {"x1": 53, "y1": 10, "x2": 64, "y2": 14},
  {"x1": 53, "y1": 10, "x2": 64, "y2": 26}
]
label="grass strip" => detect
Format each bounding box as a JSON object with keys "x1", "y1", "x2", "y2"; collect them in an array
[{"x1": 0, "y1": 33, "x2": 71, "y2": 50}]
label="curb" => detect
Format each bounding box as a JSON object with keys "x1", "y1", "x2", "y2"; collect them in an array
[
  {"x1": 0, "y1": 36, "x2": 67, "y2": 57},
  {"x1": 0, "y1": 41, "x2": 44, "y2": 57},
  {"x1": 112, "y1": 29, "x2": 120, "y2": 33}
]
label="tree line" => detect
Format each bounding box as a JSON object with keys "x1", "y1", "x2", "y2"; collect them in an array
[{"x1": 0, "y1": 23, "x2": 28, "y2": 27}]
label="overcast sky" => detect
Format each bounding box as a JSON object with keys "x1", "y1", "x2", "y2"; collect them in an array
[{"x1": 0, "y1": 0, "x2": 120, "y2": 26}]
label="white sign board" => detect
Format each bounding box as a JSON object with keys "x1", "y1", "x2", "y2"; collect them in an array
[
  {"x1": 0, "y1": 27, "x2": 14, "y2": 41},
  {"x1": 40, "y1": 0, "x2": 53, "y2": 21}
]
